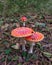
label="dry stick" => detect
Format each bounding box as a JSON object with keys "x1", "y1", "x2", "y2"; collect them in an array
[
  {"x1": 36, "y1": 60, "x2": 40, "y2": 65},
  {"x1": 0, "y1": 52, "x2": 5, "y2": 59},
  {"x1": 49, "y1": 61, "x2": 52, "y2": 65},
  {"x1": 42, "y1": 44, "x2": 52, "y2": 48},
  {"x1": 41, "y1": 51, "x2": 52, "y2": 63},
  {"x1": 5, "y1": 55, "x2": 8, "y2": 65},
  {"x1": 7, "y1": 61, "x2": 12, "y2": 65}
]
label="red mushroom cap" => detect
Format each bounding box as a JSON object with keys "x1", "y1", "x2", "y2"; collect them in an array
[
  {"x1": 25, "y1": 32, "x2": 44, "y2": 42},
  {"x1": 20, "y1": 16, "x2": 27, "y2": 22},
  {"x1": 11, "y1": 27, "x2": 34, "y2": 37}
]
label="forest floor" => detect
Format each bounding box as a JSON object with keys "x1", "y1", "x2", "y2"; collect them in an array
[{"x1": 0, "y1": 12, "x2": 52, "y2": 65}]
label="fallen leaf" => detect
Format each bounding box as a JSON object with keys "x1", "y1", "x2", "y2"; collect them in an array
[
  {"x1": 11, "y1": 43, "x2": 20, "y2": 49},
  {"x1": 43, "y1": 52, "x2": 52, "y2": 58},
  {"x1": 35, "y1": 22, "x2": 46, "y2": 27}
]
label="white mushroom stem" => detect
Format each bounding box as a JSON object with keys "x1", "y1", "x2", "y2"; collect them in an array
[
  {"x1": 23, "y1": 22, "x2": 25, "y2": 26},
  {"x1": 28, "y1": 42, "x2": 35, "y2": 53},
  {"x1": 22, "y1": 44, "x2": 26, "y2": 51},
  {"x1": 22, "y1": 40, "x2": 27, "y2": 51}
]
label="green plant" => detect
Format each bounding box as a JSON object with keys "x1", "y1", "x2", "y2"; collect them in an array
[
  {"x1": 0, "y1": 0, "x2": 52, "y2": 16},
  {"x1": 4, "y1": 49, "x2": 11, "y2": 55},
  {"x1": 0, "y1": 1, "x2": 4, "y2": 15}
]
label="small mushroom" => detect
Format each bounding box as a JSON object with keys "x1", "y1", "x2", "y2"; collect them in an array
[
  {"x1": 25, "y1": 32, "x2": 44, "y2": 53},
  {"x1": 20, "y1": 16, "x2": 27, "y2": 26},
  {"x1": 11, "y1": 27, "x2": 33, "y2": 51}
]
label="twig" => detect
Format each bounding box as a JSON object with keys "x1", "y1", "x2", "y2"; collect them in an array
[
  {"x1": 41, "y1": 51, "x2": 52, "y2": 62},
  {"x1": 36, "y1": 60, "x2": 39, "y2": 65},
  {"x1": 5, "y1": 55, "x2": 8, "y2": 65},
  {"x1": 42, "y1": 44, "x2": 52, "y2": 48},
  {"x1": 0, "y1": 52, "x2": 5, "y2": 59},
  {"x1": 7, "y1": 61, "x2": 12, "y2": 65}
]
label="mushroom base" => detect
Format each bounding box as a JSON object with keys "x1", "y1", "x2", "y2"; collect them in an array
[{"x1": 28, "y1": 42, "x2": 35, "y2": 53}]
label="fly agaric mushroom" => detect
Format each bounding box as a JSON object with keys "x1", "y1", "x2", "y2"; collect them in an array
[
  {"x1": 11, "y1": 27, "x2": 33, "y2": 51},
  {"x1": 20, "y1": 16, "x2": 27, "y2": 26},
  {"x1": 25, "y1": 32, "x2": 44, "y2": 53}
]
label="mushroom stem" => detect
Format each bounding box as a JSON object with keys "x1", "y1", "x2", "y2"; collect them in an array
[
  {"x1": 23, "y1": 22, "x2": 25, "y2": 26},
  {"x1": 22, "y1": 40, "x2": 27, "y2": 51},
  {"x1": 22, "y1": 44, "x2": 26, "y2": 51},
  {"x1": 28, "y1": 42, "x2": 35, "y2": 53}
]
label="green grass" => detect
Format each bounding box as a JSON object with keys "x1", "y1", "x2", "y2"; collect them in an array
[{"x1": 0, "y1": 0, "x2": 52, "y2": 16}]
